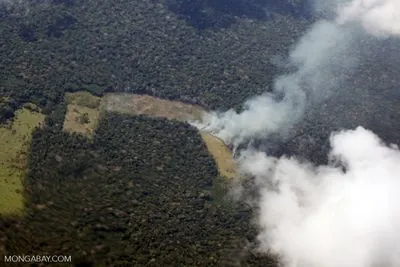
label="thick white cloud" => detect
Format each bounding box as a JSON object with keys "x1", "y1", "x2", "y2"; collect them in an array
[
  {"x1": 337, "y1": 0, "x2": 400, "y2": 37},
  {"x1": 240, "y1": 127, "x2": 400, "y2": 267}
]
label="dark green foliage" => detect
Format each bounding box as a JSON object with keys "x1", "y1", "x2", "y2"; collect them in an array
[
  {"x1": 0, "y1": 85, "x2": 64, "y2": 124},
  {"x1": 52, "y1": 0, "x2": 76, "y2": 7},
  {"x1": 18, "y1": 23, "x2": 38, "y2": 42},
  {"x1": 0, "y1": 0, "x2": 310, "y2": 121},
  {"x1": 0, "y1": 2, "x2": 306, "y2": 263},
  {"x1": 43, "y1": 102, "x2": 67, "y2": 131},
  {"x1": 1, "y1": 113, "x2": 277, "y2": 266},
  {"x1": 46, "y1": 14, "x2": 77, "y2": 38},
  {"x1": 166, "y1": 0, "x2": 311, "y2": 30},
  {"x1": 0, "y1": 98, "x2": 18, "y2": 123}
]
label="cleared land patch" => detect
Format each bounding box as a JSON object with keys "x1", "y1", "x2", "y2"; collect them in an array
[
  {"x1": 63, "y1": 92, "x2": 102, "y2": 137},
  {"x1": 200, "y1": 131, "x2": 236, "y2": 179},
  {"x1": 103, "y1": 93, "x2": 205, "y2": 121},
  {"x1": 0, "y1": 107, "x2": 45, "y2": 215},
  {"x1": 64, "y1": 92, "x2": 236, "y2": 178}
]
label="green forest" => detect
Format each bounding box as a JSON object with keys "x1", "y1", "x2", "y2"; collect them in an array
[
  {"x1": 0, "y1": 0, "x2": 312, "y2": 265},
  {"x1": 1, "y1": 108, "x2": 278, "y2": 266},
  {"x1": 0, "y1": 0, "x2": 310, "y2": 122}
]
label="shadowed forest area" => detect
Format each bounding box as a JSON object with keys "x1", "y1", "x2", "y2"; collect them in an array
[
  {"x1": 167, "y1": 0, "x2": 312, "y2": 30},
  {"x1": 1, "y1": 107, "x2": 278, "y2": 266}
]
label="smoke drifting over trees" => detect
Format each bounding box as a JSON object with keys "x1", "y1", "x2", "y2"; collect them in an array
[
  {"x1": 201, "y1": 0, "x2": 400, "y2": 147},
  {"x1": 199, "y1": 1, "x2": 400, "y2": 266}
]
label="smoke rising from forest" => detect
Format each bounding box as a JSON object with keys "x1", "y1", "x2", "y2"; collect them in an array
[
  {"x1": 200, "y1": 0, "x2": 400, "y2": 148},
  {"x1": 198, "y1": 0, "x2": 400, "y2": 266}
]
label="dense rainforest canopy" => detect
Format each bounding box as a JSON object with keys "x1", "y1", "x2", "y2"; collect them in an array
[
  {"x1": 1, "y1": 107, "x2": 278, "y2": 266},
  {"x1": 0, "y1": 0, "x2": 310, "y2": 123},
  {"x1": 0, "y1": 0, "x2": 357, "y2": 266}
]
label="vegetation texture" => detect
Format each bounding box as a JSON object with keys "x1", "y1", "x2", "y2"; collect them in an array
[
  {"x1": 0, "y1": 106, "x2": 44, "y2": 215},
  {"x1": 0, "y1": 0, "x2": 310, "y2": 123},
  {"x1": 0, "y1": 0, "x2": 314, "y2": 265},
  {"x1": 1, "y1": 111, "x2": 277, "y2": 266}
]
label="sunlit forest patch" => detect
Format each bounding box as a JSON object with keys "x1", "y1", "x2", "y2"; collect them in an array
[{"x1": 0, "y1": 106, "x2": 44, "y2": 215}]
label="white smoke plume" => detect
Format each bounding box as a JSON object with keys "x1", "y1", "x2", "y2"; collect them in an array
[
  {"x1": 337, "y1": 0, "x2": 400, "y2": 37},
  {"x1": 196, "y1": 0, "x2": 400, "y2": 266},
  {"x1": 199, "y1": 0, "x2": 400, "y2": 148},
  {"x1": 239, "y1": 127, "x2": 400, "y2": 267},
  {"x1": 201, "y1": 19, "x2": 357, "y2": 147}
]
